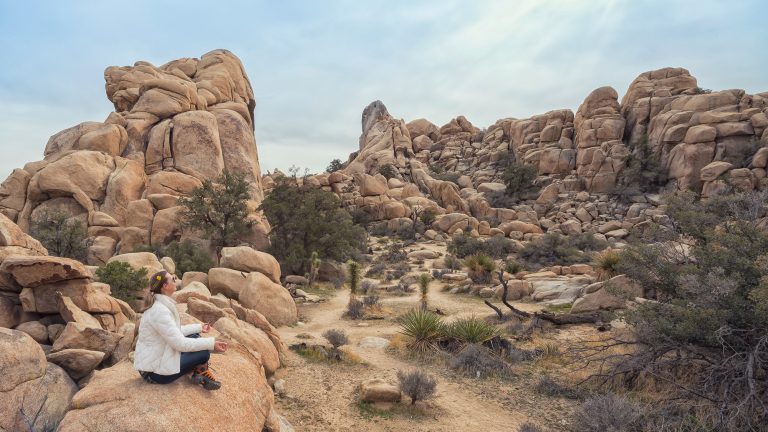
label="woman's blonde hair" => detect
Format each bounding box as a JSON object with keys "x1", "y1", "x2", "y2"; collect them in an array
[{"x1": 142, "y1": 270, "x2": 170, "y2": 311}]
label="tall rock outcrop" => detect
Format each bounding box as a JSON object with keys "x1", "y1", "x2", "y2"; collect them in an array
[{"x1": 0, "y1": 49, "x2": 269, "y2": 255}]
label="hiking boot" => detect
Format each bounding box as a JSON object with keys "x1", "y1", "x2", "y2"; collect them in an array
[{"x1": 191, "y1": 363, "x2": 221, "y2": 390}]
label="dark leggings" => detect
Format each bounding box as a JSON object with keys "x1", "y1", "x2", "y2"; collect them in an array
[{"x1": 142, "y1": 333, "x2": 210, "y2": 384}]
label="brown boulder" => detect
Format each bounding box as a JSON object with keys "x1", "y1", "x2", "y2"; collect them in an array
[
  {"x1": 171, "y1": 110, "x2": 225, "y2": 180},
  {"x1": 214, "y1": 317, "x2": 280, "y2": 375},
  {"x1": 220, "y1": 246, "x2": 281, "y2": 283},
  {"x1": 0, "y1": 255, "x2": 90, "y2": 288},
  {"x1": 57, "y1": 292, "x2": 103, "y2": 328},
  {"x1": 181, "y1": 271, "x2": 209, "y2": 288},
  {"x1": 15, "y1": 320, "x2": 49, "y2": 344},
  {"x1": 172, "y1": 281, "x2": 211, "y2": 303},
  {"x1": 0, "y1": 292, "x2": 21, "y2": 328},
  {"x1": 47, "y1": 348, "x2": 105, "y2": 380},
  {"x1": 24, "y1": 279, "x2": 120, "y2": 314},
  {"x1": 57, "y1": 343, "x2": 275, "y2": 432},
  {"x1": 107, "y1": 252, "x2": 164, "y2": 276},
  {"x1": 359, "y1": 378, "x2": 402, "y2": 403},
  {"x1": 354, "y1": 173, "x2": 388, "y2": 197},
  {"x1": 0, "y1": 213, "x2": 47, "y2": 255},
  {"x1": 51, "y1": 322, "x2": 123, "y2": 357},
  {"x1": 239, "y1": 272, "x2": 297, "y2": 327},
  {"x1": 186, "y1": 297, "x2": 232, "y2": 324},
  {"x1": 208, "y1": 267, "x2": 249, "y2": 298}
]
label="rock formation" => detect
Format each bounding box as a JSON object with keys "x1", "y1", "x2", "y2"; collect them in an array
[
  {"x1": 0, "y1": 49, "x2": 270, "y2": 259},
  {"x1": 283, "y1": 67, "x2": 767, "y2": 243}
]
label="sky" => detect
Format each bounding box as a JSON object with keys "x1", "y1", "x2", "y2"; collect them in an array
[{"x1": 0, "y1": 0, "x2": 766, "y2": 180}]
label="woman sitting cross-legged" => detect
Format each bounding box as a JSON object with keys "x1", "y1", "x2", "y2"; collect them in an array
[{"x1": 134, "y1": 270, "x2": 228, "y2": 390}]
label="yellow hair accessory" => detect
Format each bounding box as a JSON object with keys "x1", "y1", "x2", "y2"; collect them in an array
[{"x1": 156, "y1": 275, "x2": 162, "y2": 281}]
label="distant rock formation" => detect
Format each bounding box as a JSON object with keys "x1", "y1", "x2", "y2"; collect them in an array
[
  {"x1": 290, "y1": 67, "x2": 767, "y2": 241},
  {"x1": 0, "y1": 49, "x2": 269, "y2": 259}
]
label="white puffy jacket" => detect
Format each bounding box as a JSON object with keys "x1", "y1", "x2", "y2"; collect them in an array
[{"x1": 133, "y1": 294, "x2": 215, "y2": 375}]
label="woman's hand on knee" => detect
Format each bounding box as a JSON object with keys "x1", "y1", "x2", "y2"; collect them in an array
[{"x1": 214, "y1": 340, "x2": 228, "y2": 353}]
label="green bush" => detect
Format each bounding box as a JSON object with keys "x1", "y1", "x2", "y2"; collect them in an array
[
  {"x1": 96, "y1": 261, "x2": 148, "y2": 302},
  {"x1": 377, "y1": 164, "x2": 398, "y2": 180},
  {"x1": 593, "y1": 249, "x2": 621, "y2": 281},
  {"x1": 448, "y1": 234, "x2": 517, "y2": 259},
  {"x1": 419, "y1": 209, "x2": 436, "y2": 227},
  {"x1": 503, "y1": 162, "x2": 538, "y2": 195},
  {"x1": 29, "y1": 210, "x2": 88, "y2": 261},
  {"x1": 398, "y1": 309, "x2": 445, "y2": 353},
  {"x1": 443, "y1": 254, "x2": 462, "y2": 271},
  {"x1": 519, "y1": 233, "x2": 605, "y2": 269},
  {"x1": 444, "y1": 316, "x2": 500, "y2": 345},
  {"x1": 504, "y1": 259, "x2": 524, "y2": 275},
  {"x1": 260, "y1": 177, "x2": 366, "y2": 275},
  {"x1": 600, "y1": 191, "x2": 768, "y2": 430},
  {"x1": 162, "y1": 240, "x2": 214, "y2": 276},
  {"x1": 464, "y1": 253, "x2": 496, "y2": 283},
  {"x1": 326, "y1": 159, "x2": 344, "y2": 173}
]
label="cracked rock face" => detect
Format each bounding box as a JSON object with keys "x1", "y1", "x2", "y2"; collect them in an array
[{"x1": 0, "y1": 49, "x2": 269, "y2": 257}]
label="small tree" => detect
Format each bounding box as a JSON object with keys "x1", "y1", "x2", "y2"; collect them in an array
[
  {"x1": 29, "y1": 210, "x2": 88, "y2": 261},
  {"x1": 322, "y1": 329, "x2": 349, "y2": 349},
  {"x1": 260, "y1": 177, "x2": 366, "y2": 275},
  {"x1": 502, "y1": 162, "x2": 537, "y2": 196},
  {"x1": 397, "y1": 370, "x2": 437, "y2": 405},
  {"x1": 178, "y1": 170, "x2": 253, "y2": 254},
  {"x1": 96, "y1": 261, "x2": 148, "y2": 302},
  {"x1": 417, "y1": 273, "x2": 431, "y2": 311},
  {"x1": 326, "y1": 159, "x2": 344, "y2": 173},
  {"x1": 378, "y1": 164, "x2": 398, "y2": 180}
]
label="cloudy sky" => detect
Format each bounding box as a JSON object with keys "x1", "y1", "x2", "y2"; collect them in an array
[{"x1": 0, "y1": 0, "x2": 765, "y2": 180}]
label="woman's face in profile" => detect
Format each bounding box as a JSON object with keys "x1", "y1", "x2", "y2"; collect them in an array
[{"x1": 163, "y1": 275, "x2": 178, "y2": 294}]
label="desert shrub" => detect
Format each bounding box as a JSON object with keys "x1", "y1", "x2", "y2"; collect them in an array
[
  {"x1": 568, "y1": 232, "x2": 609, "y2": 252},
  {"x1": 570, "y1": 393, "x2": 644, "y2": 432},
  {"x1": 331, "y1": 273, "x2": 346, "y2": 289},
  {"x1": 179, "y1": 170, "x2": 253, "y2": 252},
  {"x1": 397, "y1": 370, "x2": 437, "y2": 404},
  {"x1": 518, "y1": 423, "x2": 545, "y2": 432},
  {"x1": 617, "y1": 133, "x2": 665, "y2": 195},
  {"x1": 592, "y1": 190, "x2": 768, "y2": 430},
  {"x1": 464, "y1": 253, "x2": 496, "y2": 283},
  {"x1": 377, "y1": 163, "x2": 398, "y2": 180},
  {"x1": 442, "y1": 254, "x2": 462, "y2": 271},
  {"x1": 346, "y1": 299, "x2": 364, "y2": 320},
  {"x1": 449, "y1": 343, "x2": 511, "y2": 378},
  {"x1": 444, "y1": 316, "x2": 500, "y2": 345},
  {"x1": 368, "y1": 222, "x2": 389, "y2": 236},
  {"x1": 519, "y1": 233, "x2": 592, "y2": 269},
  {"x1": 362, "y1": 294, "x2": 380, "y2": 308},
  {"x1": 503, "y1": 162, "x2": 538, "y2": 195},
  {"x1": 29, "y1": 210, "x2": 88, "y2": 261},
  {"x1": 161, "y1": 240, "x2": 214, "y2": 276},
  {"x1": 485, "y1": 190, "x2": 519, "y2": 208},
  {"x1": 398, "y1": 309, "x2": 444, "y2": 353},
  {"x1": 392, "y1": 279, "x2": 414, "y2": 295},
  {"x1": 364, "y1": 262, "x2": 386, "y2": 278},
  {"x1": 504, "y1": 259, "x2": 523, "y2": 275},
  {"x1": 350, "y1": 208, "x2": 372, "y2": 226},
  {"x1": 419, "y1": 209, "x2": 436, "y2": 227},
  {"x1": 534, "y1": 376, "x2": 585, "y2": 400},
  {"x1": 96, "y1": 261, "x2": 148, "y2": 302},
  {"x1": 261, "y1": 176, "x2": 366, "y2": 275},
  {"x1": 387, "y1": 262, "x2": 410, "y2": 281},
  {"x1": 594, "y1": 249, "x2": 621, "y2": 281},
  {"x1": 448, "y1": 234, "x2": 515, "y2": 259},
  {"x1": 322, "y1": 329, "x2": 349, "y2": 348},
  {"x1": 360, "y1": 279, "x2": 377, "y2": 295},
  {"x1": 326, "y1": 158, "x2": 344, "y2": 173},
  {"x1": 383, "y1": 242, "x2": 407, "y2": 263}
]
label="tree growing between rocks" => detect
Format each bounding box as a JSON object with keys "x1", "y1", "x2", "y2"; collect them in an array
[
  {"x1": 260, "y1": 176, "x2": 366, "y2": 275},
  {"x1": 178, "y1": 170, "x2": 253, "y2": 255},
  {"x1": 326, "y1": 159, "x2": 344, "y2": 173},
  {"x1": 29, "y1": 209, "x2": 88, "y2": 261},
  {"x1": 96, "y1": 261, "x2": 148, "y2": 302}
]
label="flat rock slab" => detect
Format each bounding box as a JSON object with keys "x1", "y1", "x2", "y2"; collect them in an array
[{"x1": 358, "y1": 336, "x2": 390, "y2": 350}]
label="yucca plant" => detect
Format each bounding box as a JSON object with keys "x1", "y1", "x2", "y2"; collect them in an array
[
  {"x1": 398, "y1": 309, "x2": 445, "y2": 353},
  {"x1": 308, "y1": 251, "x2": 320, "y2": 288},
  {"x1": 594, "y1": 249, "x2": 621, "y2": 281},
  {"x1": 444, "y1": 316, "x2": 500, "y2": 345},
  {"x1": 347, "y1": 260, "x2": 360, "y2": 300},
  {"x1": 464, "y1": 253, "x2": 496, "y2": 283},
  {"x1": 417, "y1": 273, "x2": 431, "y2": 311}
]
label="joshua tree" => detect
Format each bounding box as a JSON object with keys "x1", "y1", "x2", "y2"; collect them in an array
[
  {"x1": 347, "y1": 260, "x2": 360, "y2": 301},
  {"x1": 308, "y1": 251, "x2": 320, "y2": 288},
  {"x1": 417, "y1": 273, "x2": 431, "y2": 311}
]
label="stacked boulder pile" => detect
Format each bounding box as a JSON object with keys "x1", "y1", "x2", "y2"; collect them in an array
[
  {"x1": 0, "y1": 213, "x2": 294, "y2": 431},
  {"x1": 277, "y1": 67, "x2": 767, "y2": 242},
  {"x1": 0, "y1": 49, "x2": 270, "y2": 262}
]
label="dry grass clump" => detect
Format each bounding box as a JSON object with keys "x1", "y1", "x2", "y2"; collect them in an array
[{"x1": 397, "y1": 370, "x2": 437, "y2": 405}]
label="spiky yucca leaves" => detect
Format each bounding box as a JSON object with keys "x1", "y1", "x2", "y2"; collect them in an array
[
  {"x1": 444, "y1": 316, "x2": 500, "y2": 345},
  {"x1": 594, "y1": 249, "x2": 621, "y2": 281},
  {"x1": 417, "y1": 273, "x2": 431, "y2": 310},
  {"x1": 398, "y1": 309, "x2": 445, "y2": 353}
]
